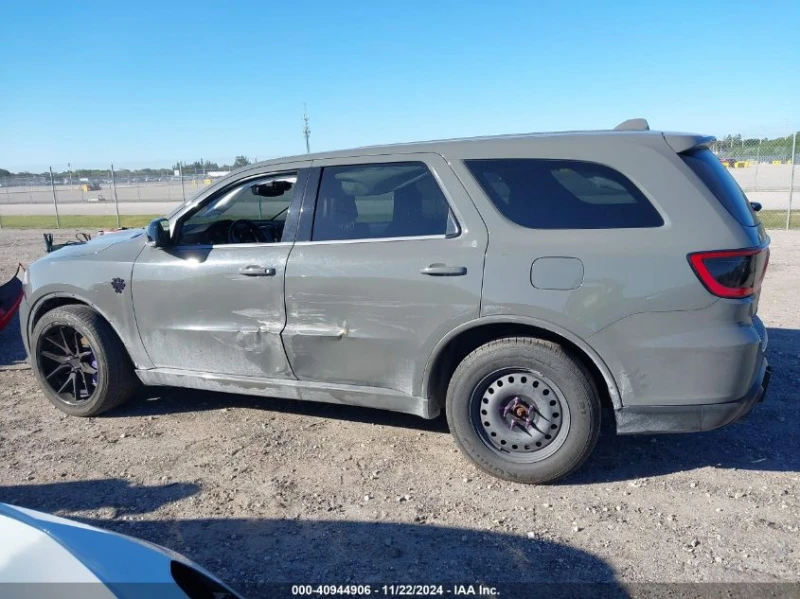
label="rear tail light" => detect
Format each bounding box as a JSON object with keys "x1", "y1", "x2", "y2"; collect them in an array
[{"x1": 688, "y1": 246, "x2": 769, "y2": 299}]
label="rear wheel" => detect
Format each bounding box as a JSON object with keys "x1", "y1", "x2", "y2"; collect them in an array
[
  {"x1": 446, "y1": 337, "x2": 600, "y2": 484},
  {"x1": 31, "y1": 306, "x2": 138, "y2": 416}
]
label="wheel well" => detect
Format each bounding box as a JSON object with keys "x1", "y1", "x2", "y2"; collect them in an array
[
  {"x1": 31, "y1": 297, "x2": 94, "y2": 330},
  {"x1": 31, "y1": 296, "x2": 138, "y2": 363},
  {"x1": 427, "y1": 323, "x2": 614, "y2": 412}
]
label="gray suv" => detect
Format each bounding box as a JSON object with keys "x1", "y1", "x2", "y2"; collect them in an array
[{"x1": 19, "y1": 120, "x2": 771, "y2": 483}]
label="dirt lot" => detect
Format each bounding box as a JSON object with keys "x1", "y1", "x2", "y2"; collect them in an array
[{"x1": 0, "y1": 229, "x2": 798, "y2": 596}]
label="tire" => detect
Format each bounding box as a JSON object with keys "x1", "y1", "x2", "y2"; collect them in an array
[
  {"x1": 445, "y1": 337, "x2": 600, "y2": 484},
  {"x1": 31, "y1": 305, "x2": 138, "y2": 417}
]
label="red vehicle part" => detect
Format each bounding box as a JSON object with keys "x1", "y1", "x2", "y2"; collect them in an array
[{"x1": 0, "y1": 264, "x2": 24, "y2": 332}]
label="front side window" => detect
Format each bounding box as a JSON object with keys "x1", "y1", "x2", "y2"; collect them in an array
[
  {"x1": 177, "y1": 174, "x2": 297, "y2": 245},
  {"x1": 311, "y1": 162, "x2": 457, "y2": 241},
  {"x1": 465, "y1": 159, "x2": 663, "y2": 229}
]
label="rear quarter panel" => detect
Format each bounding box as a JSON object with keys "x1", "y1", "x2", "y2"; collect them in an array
[{"x1": 443, "y1": 134, "x2": 756, "y2": 406}]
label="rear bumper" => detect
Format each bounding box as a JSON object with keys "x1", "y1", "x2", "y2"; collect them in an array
[
  {"x1": 616, "y1": 356, "x2": 771, "y2": 434},
  {"x1": 590, "y1": 299, "x2": 770, "y2": 409}
]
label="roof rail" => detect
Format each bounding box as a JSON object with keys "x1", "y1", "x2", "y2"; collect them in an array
[{"x1": 614, "y1": 118, "x2": 650, "y2": 131}]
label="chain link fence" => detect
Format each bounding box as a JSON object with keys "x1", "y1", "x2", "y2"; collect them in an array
[
  {"x1": 0, "y1": 138, "x2": 797, "y2": 229},
  {"x1": 0, "y1": 159, "x2": 238, "y2": 229},
  {"x1": 711, "y1": 132, "x2": 798, "y2": 229}
]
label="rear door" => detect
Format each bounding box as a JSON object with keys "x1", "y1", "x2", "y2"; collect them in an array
[{"x1": 282, "y1": 153, "x2": 488, "y2": 396}]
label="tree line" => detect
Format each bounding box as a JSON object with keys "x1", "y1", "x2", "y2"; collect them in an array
[
  {"x1": 713, "y1": 132, "x2": 799, "y2": 159},
  {"x1": 0, "y1": 156, "x2": 253, "y2": 179},
  {"x1": 3, "y1": 132, "x2": 798, "y2": 179}
]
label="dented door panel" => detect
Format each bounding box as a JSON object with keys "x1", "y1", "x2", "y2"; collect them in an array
[
  {"x1": 283, "y1": 153, "x2": 488, "y2": 395},
  {"x1": 283, "y1": 240, "x2": 484, "y2": 394},
  {"x1": 132, "y1": 244, "x2": 294, "y2": 377}
]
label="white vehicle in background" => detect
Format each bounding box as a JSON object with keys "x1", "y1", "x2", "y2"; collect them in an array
[{"x1": 0, "y1": 503, "x2": 243, "y2": 599}]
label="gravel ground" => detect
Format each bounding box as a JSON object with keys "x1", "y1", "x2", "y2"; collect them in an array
[{"x1": 0, "y1": 228, "x2": 798, "y2": 597}]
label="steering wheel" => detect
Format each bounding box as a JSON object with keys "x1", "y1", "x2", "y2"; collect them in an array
[{"x1": 228, "y1": 219, "x2": 268, "y2": 244}]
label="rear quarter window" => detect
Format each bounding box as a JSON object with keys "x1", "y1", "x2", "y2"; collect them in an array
[
  {"x1": 465, "y1": 159, "x2": 663, "y2": 229},
  {"x1": 680, "y1": 148, "x2": 758, "y2": 227}
]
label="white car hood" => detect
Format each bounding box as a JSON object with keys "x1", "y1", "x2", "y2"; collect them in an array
[
  {"x1": 0, "y1": 503, "x2": 218, "y2": 598},
  {"x1": 0, "y1": 510, "x2": 103, "y2": 584}
]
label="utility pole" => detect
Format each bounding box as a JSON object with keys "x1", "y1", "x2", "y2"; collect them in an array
[{"x1": 303, "y1": 103, "x2": 311, "y2": 154}]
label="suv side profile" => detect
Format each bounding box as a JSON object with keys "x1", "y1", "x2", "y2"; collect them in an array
[{"x1": 20, "y1": 120, "x2": 771, "y2": 483}]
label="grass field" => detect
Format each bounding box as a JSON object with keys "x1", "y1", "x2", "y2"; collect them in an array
[
  {"x1": 0, "y1": 214, "x2": 158, "y2": 229},
  {"x1": 757, "y1": 210, "x2": 800, "y2": 230}
]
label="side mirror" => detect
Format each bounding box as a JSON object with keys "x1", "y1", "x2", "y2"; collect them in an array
[
  {"x1": 750, "y1": 201, "x2": 762, "y2": 212},
  {"x1": 146, "y1": 218, "x2": 171, "y2": 248}
]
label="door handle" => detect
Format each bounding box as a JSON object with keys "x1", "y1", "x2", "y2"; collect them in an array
[
  {"x1": 420, "y1": 263, "x2": 467, "y2": 276},
  {"x1": 239, "y1": 265, "x2": 276, "y2": 277}
]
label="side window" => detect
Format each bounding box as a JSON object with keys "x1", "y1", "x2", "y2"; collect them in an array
[
  {"x1": 311, "y1": 162, "x2": 457, "y2": 241},
  {"x1": 465, "y1": 159, "x2": 663, "y2": 229},
  {"x1": 178, "y1": 174, "x2": 297, "y2": 245}
]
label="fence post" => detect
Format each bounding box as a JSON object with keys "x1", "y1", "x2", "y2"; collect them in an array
[
  {"x1": 179, "y1": 161, "x2": 186, "y2": 201},
  {"x1": 111, "y1": 163, "x2": 121, "y2": 229},
  {"x1": 754, "y1": 140, "x2": 761, "y2": 190},
  {"x1": 1, "y1": 180, "x2": 9, "y2": 229},
  {"x1": 49, "y1": 167, "x2": 61, "y2": 228},
  {"x1": 787, "y1": 131, "x2": 797, "y2": 230}
]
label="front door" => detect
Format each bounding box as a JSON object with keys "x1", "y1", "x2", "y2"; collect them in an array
[
  {"x1": 282, "y1": 154, "x2": 488, "y2": 397},
  {"x1": 132, "y1": 166, "x2": 309, "y2": 378}
]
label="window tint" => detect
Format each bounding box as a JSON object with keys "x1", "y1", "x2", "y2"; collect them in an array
[
  {"x1": 465, "y1": 159, "x2": 663, "y2": 229},
  {"x1": 680, "y1": 148, "x2": 758, "y2": 227},
  {"x1": 178, "y1": 174, "x2": 297, "y2": 245},
  {"x1": 311, "y1": 162, "x2": 457, "y2": 241}
]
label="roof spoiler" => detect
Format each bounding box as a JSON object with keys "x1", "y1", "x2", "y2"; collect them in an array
[
  {"x1": 614, "y1": 118, "x2": 650, "y2": 131},
  {"x1": 663, "y1": 134, "x2": 717, "y2": 153},
  {"x1": 613, "y1": 119, "x2": 716, "y2": 153}
]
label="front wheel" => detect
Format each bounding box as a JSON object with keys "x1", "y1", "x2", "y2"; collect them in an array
[
  {"x1": 31, "y1": 305, "x2": 138, "y2": 417},
  {"x1": 446, "y1": 337, "x2": 600, "y2": 484}
]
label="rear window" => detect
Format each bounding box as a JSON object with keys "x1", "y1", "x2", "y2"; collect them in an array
[
  {"x1": 465, "y1": 159, "x2": 663, "y2": 230},
  {"x1": 680, "y1": 148, "x2": 758, "y2": 227}
]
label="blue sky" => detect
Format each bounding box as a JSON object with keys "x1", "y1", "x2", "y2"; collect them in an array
[{"x1": 1, "y1": 0, "x2": 797, "y2": 171}]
